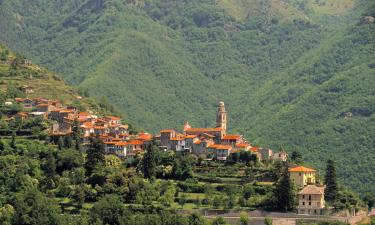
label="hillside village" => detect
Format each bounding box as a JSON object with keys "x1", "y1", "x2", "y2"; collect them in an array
[{"x1": 2, "y1": 96, "x2": 339, "y2": 217}]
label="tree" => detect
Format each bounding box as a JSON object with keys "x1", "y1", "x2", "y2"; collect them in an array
[
  {"x1": 0, "y1": 138, "x2": 5, "y2": 153},
  {"x1": 43, "y1": 152, "x2": 56, "y2": 179},
  {"x1": 212, "y1": 217, "x2": 227, "y2": 225},
  {"x1": 290, "y1": 151, "x2": 303, "y2": 164},
  {"x1": 12, "y1": 189, "x2": 62, "y2": 225},
  {"x1": 85, "y1": 137, "x2": 105, "y2": 177},
  {"x1": 188, "y1": 213, "x2": 206, "y2": 225},
  {"x1": 239, "y1": 211, "x2": 249, "y2": 225},
  {"x1": 363, "y1": 192, "x2": 375, "y2": 209},
  {"x1": 179, "y1": 193, "x2": 187, "y2": 209},
  {"x1": 72, "y1": 119, "x2": 82, "y2": 151},
  {"x1": 275, "y1": 166, "x2": 296, "y2": 211},
  {"x1": 142, "y1": 142, "x2": 157, "y2": 180},
  {"x1": 10, "y1": 132, "x2": 16, "y2": 150},
  {"x1": 324, "y1": 160, "x2": 338, "y2": 203},
  {"x1": 64, "y1": 135, "x2": 73, "y2": 149},
  {"x1": 57, "y1": 136, "x2": 64, "y2": 150},
  {"x1": 264, "y1": 217, "x2": 273, "y2": 225},
  {"x1": 90, "y1": 195, "x2": 128, "y2": 225}
]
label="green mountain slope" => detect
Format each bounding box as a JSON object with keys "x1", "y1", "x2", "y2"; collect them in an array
[{"x1": 0, "y1": 0, "x2": 374, "y2": 193}]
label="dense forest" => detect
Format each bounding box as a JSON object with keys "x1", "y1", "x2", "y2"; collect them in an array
[{"x1": 0, "y1": 0, "x2": 374, "y2": 194}]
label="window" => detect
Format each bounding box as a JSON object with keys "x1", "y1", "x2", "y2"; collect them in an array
[
  {"x1": 302, "y1": 195, "x2": 305, "y2": 199},
  {"x1": 309, "y1": 195, "x2": 312, "y2": 200},
  {"x1": 299, "y1": 172, "x2": 302, "y2": 176},
  {"x1": 302, "y1": 202, "x2": 305, "y2": 205},
  {"x1": 309, "y1": 202, "x2": 311, "y2": 206}
]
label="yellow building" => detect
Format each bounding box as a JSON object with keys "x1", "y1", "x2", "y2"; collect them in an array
[
  {"x1": 297, "y1": 185, "x2": 325, "y2": 215},
  {"x1": 289, "y1": 166, "x2": 316, "y2": 188}
]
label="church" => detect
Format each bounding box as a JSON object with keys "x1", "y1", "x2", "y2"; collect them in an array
[{"x1": 159, "y1": 101, "x2": 252, "y2": 160}]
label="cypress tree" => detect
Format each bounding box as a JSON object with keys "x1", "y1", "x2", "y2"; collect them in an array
[
  {"x1": 72, "y1": 119, "x2": 82, "y2": 151},
  {"x1": 142, "y1": 142, "x2": 157, "y2": 180},
  {"x1": 57, "y1": 136, "x2": 64, "y2": 150},
  {"x1": 64, "y1": 135, "x2": 73, "y2": 149},
  {"x1": 324, "y1": 159, "x2": 338, "y2": 203},
  {"x1": 84, "y1": 137, "x2": 105, "y2": 177},
  {"x1": 10, "y1": 131, "x2": 16, "y2": 150},
  {"x1": 275, "y1": 166, "x2": 296, "y2": 211}
]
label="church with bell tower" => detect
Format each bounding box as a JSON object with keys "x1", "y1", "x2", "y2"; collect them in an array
[{"x1": 216, "y1": 101, "x2": 227, "y2": 135}]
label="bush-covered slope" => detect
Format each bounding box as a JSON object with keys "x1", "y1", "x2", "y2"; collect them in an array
[{"x1": 0, "y1": 0, "x2": 374, "y2": 193}]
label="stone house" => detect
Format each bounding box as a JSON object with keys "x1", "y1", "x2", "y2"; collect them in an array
[{"x1": 297, "y1": 185, "x2": 325, "y2": 215}]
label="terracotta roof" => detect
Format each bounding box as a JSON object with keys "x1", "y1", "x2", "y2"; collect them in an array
[
  {"x1": 298, "y1": 185, "x2": 324, "y2": 195},
  {"x1": 249, "y1": 147, "x2": 260, "y2": 152},
  {"x1": 160, "y1": 129, "x2": 174, "y2": 133},
  {"x1": 170, "y1": 137, "x2": 184, "y2": 141},
  {"x1": 115, "y1": 142, "x2": 127, "y2": 146},
  {"x1": 127, "y1": 140, "x2": 143, "y2": 145},
  {"x1": 185, "y1": 135, "x2": 197, "y2": 139},
  {"x1": 236, "y1": 143, "x2": 250, "y2": 148},
  {"x1": 289, "y1": 166, "x2": 316, "y2": 172},
  {"x1": 94, "y1": 126, "x2": 106, "y2": 130},
  {"x1": 194, "y1": 140, "x2": 202, "y2": 145},
  {"x1": 186, "y1": 127, "x2": 223, "y2": 132},
  {"x1": 207, "y1": 144, "x2": 232, "y2": 150},
  {"x1": 104, "y1": 116, "x2": 121, "y2": 120},
  {"x1": 37, "y1": 103, "x2": 49, "y2": 107},
  {"x1": 79, "y1": 112, "x2": 91, "y2": 116},
  {"x1": 222, "y1": 134, "x2": 242, "y2": 140}
]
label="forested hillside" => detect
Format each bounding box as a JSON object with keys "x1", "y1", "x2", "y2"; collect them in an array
[{"x1": 0, "y1": 0, "x2": 374, "y2": 193}]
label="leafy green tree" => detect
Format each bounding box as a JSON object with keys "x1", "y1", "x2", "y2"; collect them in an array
[
  {"x1": 239, "y1": 211, "x2": 249, "y2": 225},
  {"x1": 290, "y1": 151, "x2": 303, "y2": 164},
  {"x1": 179, "y1": 193, "x2": 187, "y2": 209},
  {"x1": 142, "y1": 142, "x2": 157, "y2": 180},
  {"x1": 212, "y1": 217, "x2": 227, "y2": 225},
  {"x1": 363, "y1": 192, "x2": 375, "y2": 209},
  {"x1": 90, "y1": 195, "x2": 128, "y2": 225},
  {"x1": 12, "y1": 189, "x2": 62, "y2": 225},
  {"x1": 85, "y1": 137, "x2": 105, "y2": 177},
  {"x1": 275, "y1": 166, "x2": 296, "y2": 211},
  {"x1": 64, "y1": 135, "x2": 73, "y2": 149},
  {"x1": 188, "y1": 212, "x2": 206, "y2": 225},
  {"x1": 324, "y1": 160, "x2": 338, "y2": 203},
  {"x1": 264, "y1": 217, "x2": 273, "y2": 225}
]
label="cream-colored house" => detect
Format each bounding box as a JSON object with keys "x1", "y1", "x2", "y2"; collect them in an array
[
  {"x1": 289, "y1": 166, "x2": 316, "y2": 188},
  {"x1": 297, "y1": 185, "x2": 325, "y2": 215}
]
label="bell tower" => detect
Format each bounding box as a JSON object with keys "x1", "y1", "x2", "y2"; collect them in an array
[{"x1": 216, "y1": 101, "x2": 227, "y2": 132}]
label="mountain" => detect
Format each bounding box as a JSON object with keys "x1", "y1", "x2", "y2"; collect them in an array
[{"x1": 0, "y1": 0, "x2": 374, "y2": 193}]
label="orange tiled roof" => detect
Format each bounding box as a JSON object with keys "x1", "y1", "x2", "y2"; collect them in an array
[
  {"x1": 194, "y1": 140, "x2": 202, "y2": 145},
  {"x1": 207, "y1": 144, "x2": 232, "y2": 150},
  {"x1": 185, "y1": 135, "x2": 197, "y2": 139},
  {"x1": 288, "y1": 166, "x2": 316, "y2": 172},
  {"x1": 222, "y1": 134, "x2": 242, "y2": 140},
  {"x1": 37, "y1": 103, "x2": 49, "y2": 107},
  {"x1": 127, "y1": 140, "x2": 143, "y2": 145},
  {"x1": 186, "y1": 127, "x2": 223, "y2": 132},
  {"x1": 170, "y1": 137, "x2": 184, "y2": 141},
  {"x1": 79, "y1": 112, "x2": 91, "y2": 116},
  {"x1": 104, "y1": 116, "x2": 121, "y2": 120},
  {"x1": 160, "y1": 129, "x2": 174, "y2": 133},
  {"x1": 236, "y1": 143, "x2": 250, "y2": 148},
  {"x1": 115, "y1": 142, "x2": 127, "y2": 146}
]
